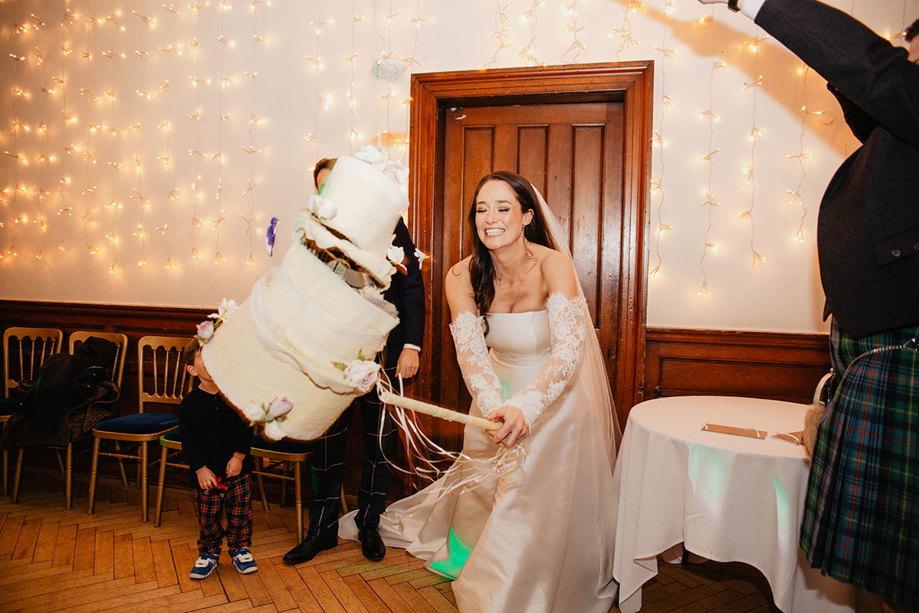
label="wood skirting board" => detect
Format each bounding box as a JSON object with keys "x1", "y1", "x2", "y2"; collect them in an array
[{"x1": 2, "y1": 299, "x2": 830, "y2": 411}]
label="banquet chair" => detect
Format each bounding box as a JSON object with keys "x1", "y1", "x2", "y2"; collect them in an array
[
  {"x1": 154, "y1": 424, "x2": 347, "y2": 539},
  {"x1": 87, "y1": 335, "x2": 187, "y2": 522},
  {"x1": 249, "y1": 434, "x2": 315, "y2": 542},
  {"x1": 10, "y1": 331, "x2": 128, "y2": 508},
  {"x1": 2, "y1": 327, "x2": 64, "y2": 497}
]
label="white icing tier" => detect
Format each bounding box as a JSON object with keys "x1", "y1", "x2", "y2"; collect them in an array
[
  {"x1": 203, "y1": 244, "x2": 399, "y2": 440},
  {"x1": 318, "y1": 156, "x2": 409, "y2": 255}
]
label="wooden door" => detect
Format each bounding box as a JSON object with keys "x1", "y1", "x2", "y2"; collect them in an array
[
  {"x1": 434, "y1": 102, "x2": 624, "y2": 448},
  {"x1": 407, "y1": 62, "x2": 653, "y2": 462}
]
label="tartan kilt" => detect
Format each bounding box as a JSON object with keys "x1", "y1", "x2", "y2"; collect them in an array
[{"x1": 800, "y1": 319, "x2": 919, "y2": 611}]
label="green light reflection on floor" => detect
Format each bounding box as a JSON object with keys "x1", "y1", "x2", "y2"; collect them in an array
[{"x1": 429, "y1": 527, "x2": 472, "y2": 579}]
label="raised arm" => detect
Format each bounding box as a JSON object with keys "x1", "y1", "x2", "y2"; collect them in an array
[{"x1": 702, "y1": 0, "x2": 919, "y2": 145}]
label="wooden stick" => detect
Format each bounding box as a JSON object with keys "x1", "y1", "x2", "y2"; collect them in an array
[{"x1": 378, "y1": 390, "x2": 500, "y2": 431}]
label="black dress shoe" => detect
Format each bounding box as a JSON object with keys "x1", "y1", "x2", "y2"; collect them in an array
[
  {"x1": 359, "y1": 525, "x2": 386, "y2": 562},
  {"x1": 282, "y1": 532, "x2": 338, "y2": 565}
]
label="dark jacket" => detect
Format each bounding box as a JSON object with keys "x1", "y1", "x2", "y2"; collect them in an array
[
  {"x1": 2, "y1": 337, "x2": 120, "y2": 448},
  {"x1": 383, "y1": 217, "x2": 426, "y2": 365},
  {"x1": 756, "y1": 0, "x2": 919, "y2": 337},
  {"x1": 179, "y1": 387, "x2": 254, "y2": 489}
]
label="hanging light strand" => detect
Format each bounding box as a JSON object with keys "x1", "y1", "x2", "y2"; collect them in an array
[
  {"x1": 188, "y1": 1, "x2": 204, "y2": 262},
  {"x1": 106, "y1": 0, "x2": 121, "y2": 275},
  {"x1": 611, "y1": 1, "x2": 641, "y2": 63},
  {"x1": 242, "y1": 0, "x2": 266, "y2": 267},
  {"x1": 561, "y1": 1, "x2": 585, "y2": 63},
  {"x1": 33, "y1": 5, "x2": 51, "y2": 262},
  {"x1": 518, "y1": 0, "x2": 542, "y2": 65},
  {"x1": 212, "y1": 0, "x2": 232, "y2": 266},
  {"x1": 347, "y1": 0, "x2": 360, "y2": 153},
  {"x1": 648, "y1": 3, "x2": 671, "y2": 282},
  {"x1": 131, "y1": 9, "x2": 150, "y2": 268},
  {"x1": 2, "y1": 10, "x2": 33, "y2": 259},
  {"x1": 740, "y1": 27, "x2": 766, "y2": 268},
  {"x1": 786, "y1": 65, "x2": 812, "y2": 245},
  {"x1": 698, "y1": 6, "x2": 722, "y2": 297},
  {"x1": 400, "y1": 0, "x2": 424, "y2": 164},
  {"x1": 481, "y1": 0, "x2": 511, "y2": 69},
  {"x1": 308, "y1": 0, "x2": 325, "y2": 162},
  {"x1": 78, "y1": 14, "x2": 99, "y2": 260},
  {"x1": 56, "y1": 1, "x2": 75, "y2": 256}
]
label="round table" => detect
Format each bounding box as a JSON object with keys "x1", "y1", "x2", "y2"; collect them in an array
[{"x1": 612, "y1": 395, "x2": 856, "y2": 613}]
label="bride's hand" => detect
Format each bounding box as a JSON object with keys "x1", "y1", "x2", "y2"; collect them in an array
[{"x1": 488, "y1": 406, "x2": 530, "y2": 446}]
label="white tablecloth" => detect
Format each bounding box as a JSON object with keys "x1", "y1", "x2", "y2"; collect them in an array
[{"x1": 612, "y1": 396, "x2": 855, "y2": 613}]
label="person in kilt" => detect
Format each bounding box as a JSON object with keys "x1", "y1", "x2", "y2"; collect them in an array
[{"x1": 699, "y1": 1, "x2": 919, "y2": 611}]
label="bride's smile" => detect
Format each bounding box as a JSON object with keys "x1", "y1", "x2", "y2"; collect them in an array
[{"x1": 474, "y1": 179, "x2": 533, "y2": 249}]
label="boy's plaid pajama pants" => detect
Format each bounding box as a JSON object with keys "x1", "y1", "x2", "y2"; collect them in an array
[{"x1": 193, "y1": 473, "x2": 252, "y2": 556}]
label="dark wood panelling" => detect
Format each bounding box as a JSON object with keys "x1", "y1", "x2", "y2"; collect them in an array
[
  {"x1": 644, "y1": 327, "x2": 831, "y2": 422},
  {"x1": 3, "y1": 301, "x2": 831, "y2": 495},
  {"x1": 1, "y1": 299, "x2": 209, "y2": 415}
]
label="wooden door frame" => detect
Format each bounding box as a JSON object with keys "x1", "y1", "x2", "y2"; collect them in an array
[{"x1": 408, "y1": 61, "x2": 654, "y2": 426}]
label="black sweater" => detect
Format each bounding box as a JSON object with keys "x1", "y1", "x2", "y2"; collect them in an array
[{"x1": 179, "y1": 387, "x2": 254, "y2": 489}]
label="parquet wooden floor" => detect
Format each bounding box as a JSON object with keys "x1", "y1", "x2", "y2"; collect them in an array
[{"x1": 0, "y1": 468, "x2": 781, "y2": 612}]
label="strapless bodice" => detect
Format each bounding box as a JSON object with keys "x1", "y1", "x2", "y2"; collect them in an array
[{"x1": 484, "y1": 310, "x2": 550, "y2": 378}]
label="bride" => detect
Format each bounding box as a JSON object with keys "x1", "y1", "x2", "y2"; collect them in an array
[{"x1": 343, "y1": 170, "x2": 621, "y2": 613}]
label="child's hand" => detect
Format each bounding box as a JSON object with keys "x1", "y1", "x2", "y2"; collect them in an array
[
  {"x1": 226, "y1": 453, "x2": 244, "y2": 477},
  {"x1": 196, "y1": 466, "x2": 218, "y2": 490}
]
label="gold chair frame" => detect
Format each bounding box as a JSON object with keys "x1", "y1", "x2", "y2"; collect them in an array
[
  {"x1": 2, "y1": 327, "x2": 64, "y2": 498},
  {"x1": 87, "y1": 335, "x2": 188, "y2": 522},
  {"x1": 12, "y1": 331, "x2": 129, "y2": 508}
]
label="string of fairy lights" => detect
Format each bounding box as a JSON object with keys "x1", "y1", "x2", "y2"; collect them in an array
[
  {"x1": 647, "y1": 1, "x2": 674, "y2": 283},
  {"x1": 739, "y1": 26, "x2": 767, "y2": 269},
  {"x1": 0, "y1": 0, "x2": 906, "y2": 306},
  {"x1": 481, "y1": 0, "x2": 511, "y2": 69},
  {"x1": 696, "y1": 5, "x2": 722, "y2": 297}
]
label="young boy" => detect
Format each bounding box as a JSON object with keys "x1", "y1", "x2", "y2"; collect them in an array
[{"x1": 180, "y1": 340, "x2": 257, "y2": 579}]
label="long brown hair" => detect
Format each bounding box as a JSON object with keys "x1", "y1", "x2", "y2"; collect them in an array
[{"x1": 466, "y1": 171, "x2": 556, "y2": 318}]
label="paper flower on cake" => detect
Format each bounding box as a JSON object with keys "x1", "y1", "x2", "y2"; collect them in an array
[
  {"x1": 307, "y1": 194, "x2": 337, "y2": 220},
  {"x1": 258, "y1": 396, "x2": 294, "y2": 440},
  {"x1": 414, "y1": 248, "x2": 430, "y2": 265},
  {"x1": 195, "y1": 320, "x2": 214, "y2": 344},
  {"x1": 264, "y1": 396, "x2": 293, "y2": 421},
  {"x1": 196, "y1": 298, "x2": 239, "y2": 346},
  {"x1": 265, "y1": 216, "x2": 279, "y2": 257},
  {"x1": 354, "y1": 145, "x2": 409, "y2": 188},
  {"x1": 335, "y1": 359, "x2": 381, "y2": 393},
  {"x1": 211, "y1": 298, "x2": 240, "y2": 322}
]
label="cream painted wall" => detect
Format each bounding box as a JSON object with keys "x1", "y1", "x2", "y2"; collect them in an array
[{"x1": 0, "y1": 0, "x2": 911, "y2": 333}]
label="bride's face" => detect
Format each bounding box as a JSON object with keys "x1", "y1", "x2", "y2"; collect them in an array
[{"x1": 474, "y1": 180, "x2": 534, "y2": 250}]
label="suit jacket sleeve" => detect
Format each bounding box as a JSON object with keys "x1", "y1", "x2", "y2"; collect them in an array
[
  {"x1": 826, "y1": 84, "x2": 876, "y2": 144},
  {"x1": 755, "y1": 0, "x2": 919, "y2": 146},
  {"x1": 392, "y1": 218, "x2": 426, "y2": 349},
  {"x1": 179, "y1": 399, "x2": 207, "y2": 473}
]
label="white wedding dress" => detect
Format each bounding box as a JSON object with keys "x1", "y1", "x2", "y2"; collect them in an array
[{"x1": 340, "y1": 295, "x2": 620, "y2": 613}]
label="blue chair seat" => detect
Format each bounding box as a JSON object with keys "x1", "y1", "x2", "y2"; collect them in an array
[
  {"x1": 251, "y1": 434, "x2": 311, "y2": 455},
  {"x1": 0, "y1": 397, "x2": 20, "y2": 416},
  {"x1": 161, "y1": 427, "x2": 182, "y2": 443},
  {"x1": 94, "y1": 413, "x2": 179, "y2": 435}
]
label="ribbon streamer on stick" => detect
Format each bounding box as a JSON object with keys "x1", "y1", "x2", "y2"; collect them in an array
[{"x1": 378, "y1": 389, "x2": 500, "y2": 431}]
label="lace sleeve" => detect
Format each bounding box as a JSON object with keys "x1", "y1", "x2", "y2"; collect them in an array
[
  {"x1": 449, "y1": 312, "x2": 505, "y2": 418},
  {"x1": 505, "y1": 293, "x2": 587, "y2": 427}
]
